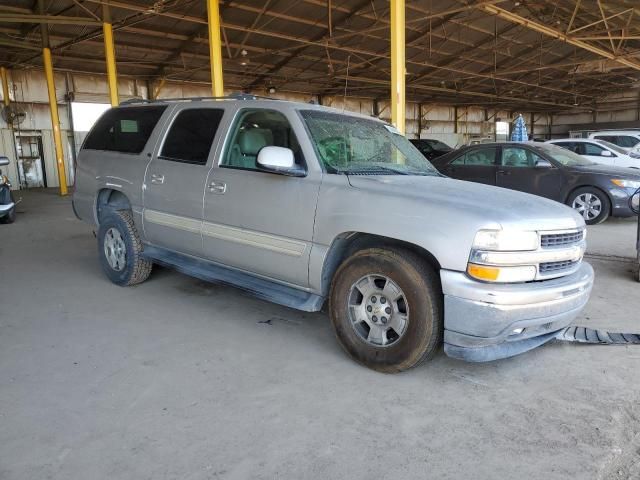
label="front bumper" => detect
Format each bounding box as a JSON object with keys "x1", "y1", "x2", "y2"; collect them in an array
[
  {"x1": 441, "y1": 262, "x2": 594, "y2": 362},
  {"x1": 610, "y1": 187, "x2": 638, "y2": 217},
  {"x1": 0, "y1": 202, "x2": 15, "y2": 217}
]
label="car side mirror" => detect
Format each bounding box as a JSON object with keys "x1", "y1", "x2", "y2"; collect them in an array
[
  {"x1": 601, "y1": 150, "x2": 613, "y2": 157},
  {"x1": 535, "y1": 159, "x2": 552, "y2": 168},
  {"x1": 0, "y1": 156, "x2": 9, "y2": 167},
  {"x1": 257, "y1": 146, "x2": 306, "y2": 177}
]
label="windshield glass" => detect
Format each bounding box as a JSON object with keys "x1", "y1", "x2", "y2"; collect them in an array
[
  {"x1": 594, "y1": 139, "x2": 628, "y2": 155},
  {"x1": 536, "y1": 143, "x2": 596, "y2": 166},
  {"x1": 425, "y1": 139, "x2": 452, "y2": 151},
  {"x1": 300, "y1": 110, "x2": 440, "y2": 176}
]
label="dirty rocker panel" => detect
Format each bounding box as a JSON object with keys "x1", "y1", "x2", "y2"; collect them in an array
[{"x1": 141, "y1": 244, "x2": 324, "y2": 312}]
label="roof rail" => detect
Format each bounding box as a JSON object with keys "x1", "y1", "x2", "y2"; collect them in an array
[{"x1": 118, "y1": 93, "x2": 280, "y2": 106}]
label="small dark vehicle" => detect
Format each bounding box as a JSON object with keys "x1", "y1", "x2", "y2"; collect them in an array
[
  {"x1": 0, "y1": 156, "x2": 16, "y2": 224},
  {"x1": 409, "y1": 138, "x2": 453, "y2": 161},
  {"x1": 432, "y1": 142, "x2": 640, "y2": 225}
]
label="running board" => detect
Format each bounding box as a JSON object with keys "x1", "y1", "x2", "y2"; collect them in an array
[{"x1": 142, "y1": 245, "x2": 325, "y2": 312}]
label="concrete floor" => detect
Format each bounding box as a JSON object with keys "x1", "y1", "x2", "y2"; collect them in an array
[{"x1": 2, "y1": 189, "x2": 640, "y2": 480}]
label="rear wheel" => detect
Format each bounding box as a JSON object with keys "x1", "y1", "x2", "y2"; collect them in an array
[
  {"x1": 97, "y1": 210, "x2": 152, "y2": 286},
  {"x1": 329, "y1": 248, "x2": 442, "y2": 373},
  {"x1": 568, "y1": 187, "x2": 610, "y2": 225}
]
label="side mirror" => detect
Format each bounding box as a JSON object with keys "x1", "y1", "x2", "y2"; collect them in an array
[
  {"x1": 535, "y1": 159, "x2": 552, "y2": 168},
  {"x1": 257, "y1": 146, "x2": 305, "y2": 177},
  {"x1": 0, "y1": 156, "x2": 9, "y2": 167},
  {"x1": 601, "y1": 150, "x2": 613, "y2": 157}
]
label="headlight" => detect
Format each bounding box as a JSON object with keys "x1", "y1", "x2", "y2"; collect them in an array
[
  {"x1": 611, "y1": 179, "x2": 640, "y2": 189},
  {"x1": 472, "y1": 229, "x2": 539, "y2": 251}
]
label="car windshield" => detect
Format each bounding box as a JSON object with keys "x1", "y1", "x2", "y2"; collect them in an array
[
  {"x1": 594, "y1": 139, "x2": 628, "y2": 155},
  {"x1": 300, "y1": 110, "x2": 440, "y2": 176},
  {"x1": 536, "y1": 143, "x2": 596, "y2": 166},
  {"x1": 425, "y1": 139, "x2": 452, "y2": 151}
]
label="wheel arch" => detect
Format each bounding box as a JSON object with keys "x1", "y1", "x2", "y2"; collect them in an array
[
  {"x1": 319, "y1": 232, "x2": 442, "y2": 297},
  {"x1": 96, "y1": 188, "x2": 132, "y2": 224}
]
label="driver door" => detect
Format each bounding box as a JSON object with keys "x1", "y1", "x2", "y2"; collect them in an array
[{"x1": 496, "y1": 146, "x2": 564, "y2": 201}]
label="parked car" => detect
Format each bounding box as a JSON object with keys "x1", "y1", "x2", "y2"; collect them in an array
[
  {"x1": 431, "y1": 142, "x2": 640, "y2": 225},
  {"x1": 0, "y1": 156, "x2": 16, "y2": 224},
  {"x1": 588, "y1": 130, "x2": 640, "y2": 152},
  {"x1": 409, "y1": 138, "x2": 453, "y2": 160},
  {"x1": 546, "y1": 138, "x2": 640, "y2": 169},
  {"x1": 73, "y1": 98, "x2": 593, "y2": 371}
]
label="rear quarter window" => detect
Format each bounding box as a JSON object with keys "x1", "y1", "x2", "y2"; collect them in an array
[{"x1": 82, "y1": 106, "x2": 167, "y2": 154}]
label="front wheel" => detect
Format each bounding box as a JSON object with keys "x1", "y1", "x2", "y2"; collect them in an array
[
  {"x1": 97, "y1": 210, "x2": 152, "y2": 286},
  {"x1": 568, "y1": 187, "x2": 610, "y2": 225},
  {"x1": 329, "y1": 248, "x2": 443, "y2": 373}
]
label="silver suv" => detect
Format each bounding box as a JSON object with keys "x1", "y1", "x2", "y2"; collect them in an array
[{"x1": 73, "y1": 97, "x2": 594, "y2": 372}]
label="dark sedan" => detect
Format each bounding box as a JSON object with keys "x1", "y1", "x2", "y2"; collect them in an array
[
  {"x1": 431, "y1": 142, "x2": 640, "y2": 224},
  {"x1": 410, "y1": 138, "x2": 453, "y2": 161}
]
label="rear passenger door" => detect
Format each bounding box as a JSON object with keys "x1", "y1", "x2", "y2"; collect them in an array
[
  {"x1": 440, "y1": 147, "x2": 497, "y2": 186},
  {"x1": 143, "y1": 106, "x2": 225, "y2": 257}
]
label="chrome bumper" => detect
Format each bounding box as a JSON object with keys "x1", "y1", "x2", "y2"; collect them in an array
[
  {"x1": 441, "y1": 262, "x2": 594, "y2": 362},
  {"x1": 0, "y1": 202, "x2": 14, "y2": 215}
]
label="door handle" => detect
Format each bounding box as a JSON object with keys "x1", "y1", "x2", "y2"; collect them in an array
[
  {"x1": 151, "y1": 173, "x2": 165, "y2": 184},
  {"x1": 497, "y1": 169, "x2": 511, "y2": 176},
  {"x1": 209, "y1": 180, "x2": 227, "y2": 194}
]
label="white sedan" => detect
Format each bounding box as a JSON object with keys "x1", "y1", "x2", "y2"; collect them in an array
[{"x1": 546, "y1": 138, "x2": 640, "y2": 169}]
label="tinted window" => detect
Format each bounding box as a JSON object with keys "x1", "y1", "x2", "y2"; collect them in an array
[
  {"x1": 554, "y1": 142, "x2": 581, "y2": 154},
  {"x1": 222, "y1": 109, "x2": 304, "y2": 171},
  {"x1": 160, "y1": 109, "x2": 224, "y2": 164},
  {"x1": 583, "y1": 142, "x2": 606, "y2": 156},
  {"x1": 83, "y1": 106, "x2": 167, "y2": 154},
  {"x1": 616, "y1": 136, "x2": 640, "y2": 148},
  {"x1": 451, "y1": 147, "x2": 496, "y2": 166},
  {"x1": 501, "y1": 147, "x2": 545, "y2": 168}
]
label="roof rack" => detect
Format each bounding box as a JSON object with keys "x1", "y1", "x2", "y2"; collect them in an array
[{"x1": 119, "y1": 93, "x2": 280, "y2": 106}]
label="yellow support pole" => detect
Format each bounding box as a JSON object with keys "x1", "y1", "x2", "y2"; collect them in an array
[
  {"x1": 1, "y1": 66, "x2": 10, "y2": 106},
  {"x1": 102, "y1": 2, "x2": 119, "y2": 107},
  {"x1": 390, "y1": 0, "x2": 405, "y2": 135},
  {"x1": 206, "y1": 0, "x2": 224, "y2": 97},
  {"x1": 43, "y1": 47, "x2": 68, "y2": 196}
]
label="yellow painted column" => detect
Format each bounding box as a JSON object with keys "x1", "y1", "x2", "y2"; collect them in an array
[
  {"x1": 390, "y1": 0, "x2": 405, "y2": 134},
  {"x1": 43, "y1": 47, "x2": 68, "y2": 196},
  {"x1": 1, "y1": 66, "x2": 10, "y2": 106},
  {"x1": 103, "y1": 3, "x2": 119, "y2": 106},
  {"x1": 206, "y1": 0, "x2": 224, "y2": 97}
]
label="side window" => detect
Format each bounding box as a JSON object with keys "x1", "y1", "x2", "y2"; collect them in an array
[
  {"x1": 583, "y1": 143, "x2": 606, "y2": 156},
  {"x1": 160, "y1": 109, "x2": 224, "y2": 165},
  {"x1": 501, "y1": 147, "x2": 545, "y2": 168},
  {"x1": 451, "y1": 147, "x2": 496, "y2": 166},
  {"x1": 618, "y1": 136, "x2": 640, "y2": 148},
  {"x1": 221, "y1": 109, "x2": 303, "y2": 171},
  {"x1": 83, "y1": 106, "x2": 167, "y2": 154},
  {"x1": 555, "y1": 142, "x2": 580, "y2": 154},
  {"x1": 594, "y1": 135, "x2": 615, "y2": 144}
]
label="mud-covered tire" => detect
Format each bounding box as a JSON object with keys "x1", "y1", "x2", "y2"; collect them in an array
[
  {"x1": 567, "y1": 187, "x2": 610, "y2": 225},
  {"x1": 329, "y1": 248, "x2": 443, "y2": 373},
  {"x1": 97, "y1": 210, "x2": 152, "y2": 286}
]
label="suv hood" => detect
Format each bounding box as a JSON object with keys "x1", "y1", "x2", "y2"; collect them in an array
[{"x1": 347, "y1": 175, "x2": 585, "y2": 231}]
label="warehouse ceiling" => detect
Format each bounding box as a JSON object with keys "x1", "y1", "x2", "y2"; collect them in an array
[{"x1": 1, "y1": 0, "x2": 639, "y2": 111}]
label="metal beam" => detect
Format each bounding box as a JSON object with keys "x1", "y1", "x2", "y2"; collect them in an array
[
  {"x1": 390, "y1": 0, "x2": 405, "y2": 134},
  {"x1": 479, "y1": 4, "x2": 640, "y2": 72},
  {"x1": 207, "y1": 0, "x2": 224, "y2": 96},
  {"x1": 0, "y1": 13, "x2": 101, "y2": 25},
  {"x1": 102, "y1": 1, "x2": 118, "y2": 106}
]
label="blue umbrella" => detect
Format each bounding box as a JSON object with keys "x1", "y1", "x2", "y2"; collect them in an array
[{"x1": 510, "y1": 114, "x2": 528, "y2": 142}]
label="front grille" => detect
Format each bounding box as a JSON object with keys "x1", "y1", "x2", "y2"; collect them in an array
[
  {"x1": 540, "y1": 230, "x2": 584, "y2": 248},
  {"x1": 539, "y1": 259, "x2": 579, "y2": 274}
]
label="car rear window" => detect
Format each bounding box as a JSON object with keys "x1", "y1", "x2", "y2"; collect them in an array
[{"x1": 83, "y1": 106, "x2": 167, "y2": 154}]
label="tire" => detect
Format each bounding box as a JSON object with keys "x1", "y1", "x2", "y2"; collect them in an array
[
  {"x1": 567, "y1": 187, "x2": 610, "y2": 225},
  {"x1": 329, "y1": 248, "x2": 443, "y2": 373},
  {"x1": 97, "y1": 209, "x2": 152, "y2": 286},
  {"x1": 0, "y1": 207, "x2": 15, "y2": 224}
]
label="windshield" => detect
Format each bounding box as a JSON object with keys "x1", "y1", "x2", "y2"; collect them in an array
[
  {"x1": 425, "y1": 139, "x2": 452, "y2": 151},
  {"x1": 536, "y1": 143, "x2": 596, "y2": 166},
  {"x1": 594, "y1": 139, "x2": 628, "y2": 155},
  {"x1": 300, "y1": 110, "x2": 440, "y2": 176}
]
